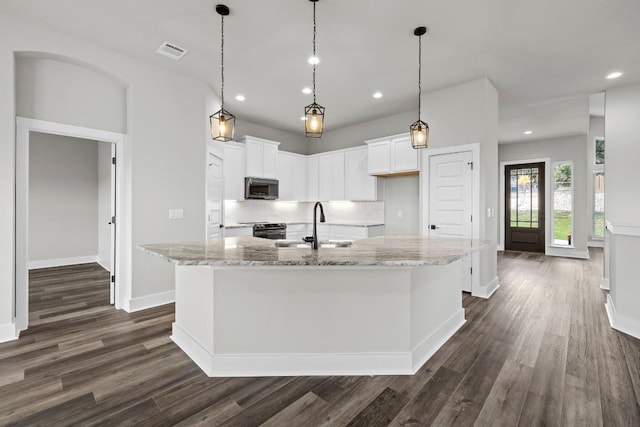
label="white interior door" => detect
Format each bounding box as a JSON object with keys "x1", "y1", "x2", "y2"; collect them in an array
[
  {"x1": 109, "y1": 143, "x2": 116, "y2": 304},
  {"x1": 429, "y1": 151, "x2": 473, "y2": 292},
  {"x1": 207, "y1": 153, "x2": 224, "y2": 240}
]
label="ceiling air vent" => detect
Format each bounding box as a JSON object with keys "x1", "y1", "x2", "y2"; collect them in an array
[{"x1": 156, "y1": 41, "x2": 188, "y2": 60}]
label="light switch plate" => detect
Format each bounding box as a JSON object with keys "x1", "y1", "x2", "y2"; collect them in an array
[{"x1": 169, "y1": 209, "x2": 184, "y2": 219}]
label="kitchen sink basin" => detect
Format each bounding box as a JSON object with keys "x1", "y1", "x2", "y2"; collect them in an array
[{"x1": 275, "y1": 240, "x2": 353, "y2": 248}]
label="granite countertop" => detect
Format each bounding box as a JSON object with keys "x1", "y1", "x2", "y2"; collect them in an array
[
  {"x1": 225, "y1": 222, "x2": 384, "y2": 229},
  {"x1": 139, "y1": 236, "x2": 492, "y2": 267}
]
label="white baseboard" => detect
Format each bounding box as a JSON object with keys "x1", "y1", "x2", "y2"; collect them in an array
[
  {"x1": 600, "y1": 277, "x2": 610, "y2": 291},
  {"x1": 171, "y1": 308, "x2": 466, "y2": 378},
  {"x1": 546, "y1": 247, "x2": 590, "y2": 259},
  {"x1": 124, "y1": 290, "x2": 175, "y2": 313},
  {"x1": 0, "y1": 323, "x2": 18, "y2": 343},
  {"x1": 497, "y1": 245, "x2": 504, "y2": 251},
  {"x1": 473, "y1": 276, "x2": 500, "y2": 299},
  {"x1": 96, "y1": 257, "x2": 111, "y2": 272},
  {"x1": 410, "y1": 308, "x2": 465, "y2": 372},
  {"x1": 28, "y1": 255, "x2": 98, "y2": 270},
  {"x1": 605, "y1": 294, "x2": 640, "y2": 340}
]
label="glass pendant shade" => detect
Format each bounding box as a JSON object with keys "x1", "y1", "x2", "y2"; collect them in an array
[
  {"x1": 210, "y1": 108, "x2": 236, "y2": 141},
  {"x1": 410, "y1": 119, "x2": 429, "y2": 149},
  {"x1": 304, "y1": 102, "x2": 325, "y2": 138}
]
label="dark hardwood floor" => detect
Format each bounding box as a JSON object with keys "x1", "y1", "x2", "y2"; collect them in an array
[{"x1": 1, "y1": 250, "x2": 639, "y2": 426}]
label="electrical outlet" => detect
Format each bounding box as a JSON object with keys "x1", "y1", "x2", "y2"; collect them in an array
[{"x1": 169, "y1": 209, "x2": 184, "y2": 219}]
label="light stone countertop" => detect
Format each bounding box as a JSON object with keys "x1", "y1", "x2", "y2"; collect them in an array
[
  {"x1": 224, "y1": 222, "x2": 384, "y2": 229},
  {"x1": 139, "y1": 236, "x2": 492, "y2": 267}
]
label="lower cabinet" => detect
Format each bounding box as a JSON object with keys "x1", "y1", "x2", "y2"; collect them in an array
[
  {"x1": 330, "y1": 225, "x2": 384, "y2": 240},
  {"x1": 225, "y1": 226, "x2": 252, "y2": 237}
]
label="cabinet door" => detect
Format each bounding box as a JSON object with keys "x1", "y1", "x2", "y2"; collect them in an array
[
  {"x1": 391, "y1": 136, "x2": 418, "y2": 172},
  {"x1": 319, "y1": 152, "x2": 345, "y2": 201},
  {"x1": 367, "y1": 141, "x2": 390, "y2": 174},
  {"x1": 223, "y1": 144, "x2": 245, "y2": 200},
  {"x1": 245, "y1": 139, "x2": 264, "y2": 177},
  {"x1": 345, "y1": 147, "x2": 377, "y2": 201},
  {"x1": 263, "y1": 143, "x2": 279, "y2": 179},
  {"x1": 277, "y1": 152, "x2": 293, "y2": 200},
  {"x1": 291, "y1": 155, "x2": 307, "y2": 201},
  {"x1": 307, "y1": 156, "x2": 319, "y2": 201}
]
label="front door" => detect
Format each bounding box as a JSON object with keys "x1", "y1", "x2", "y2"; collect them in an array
[
  {"x1": 428, "y1": 150, "x2": 473, "y2": 292},
  {"x1": 505, "y1": 162, "x2": 545, "y2": 252}
]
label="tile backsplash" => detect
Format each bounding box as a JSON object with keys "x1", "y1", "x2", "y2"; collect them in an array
[{"x1": 225, "y1": 200, "x2": 384, "y2": 224}]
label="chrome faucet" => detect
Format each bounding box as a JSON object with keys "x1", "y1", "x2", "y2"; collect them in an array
[{"x1": 303, "y1": 201, "x2": 326, "y2": 249}]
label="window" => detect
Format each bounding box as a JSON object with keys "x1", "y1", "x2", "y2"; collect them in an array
[
  {"x1": 553, "y1": 162, "x2": 573, "y2": 246},
  {"x1": 593, "y1": 172, "x2": 605, "y2": 238},
  {"x1": 595, "y1": 138, "x2": 605, "y2": 164}
]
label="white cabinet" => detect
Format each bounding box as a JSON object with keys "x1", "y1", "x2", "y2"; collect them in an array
[
  {"x1": 330, "y1": 225, "x2": 385, "y2": 240},
  {"x1": 225, "y1": 226, "x2": 252, "y2": 237},
  {"x1": 366, "y1": 133, "x2": 418, "y2": 176},
  {"x1": 344, "y1": 147, "x2": 381, "y2": 201},
  {"x1": 286, "y1": 224, "x2": 308, "y2": 241},
  {"x1": 318, "y1": 152, "x2": 345, "y2": 201},
  {"x1": 278, "y1": 151, "x2": 307, "y2": 201},
  {"x1": 223, "y1": 142, "x2": 245, "y2": 200},
  {"x1": 240, "y1": 136, "x2": 280, "y2": 179},
  {"x1": 307, "y1": 156, "x2": 319, "y2": 201}
]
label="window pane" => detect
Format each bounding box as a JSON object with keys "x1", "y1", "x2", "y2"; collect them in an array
[
  {"x1": 595, "y1": 138, "x2": 605, "y2": 164},
  {"x1": 553, "y1": 162, "x2": 573, "y2": 245},
  {"x1": 594, "y1": 172, "x2": 605, "y2": 238}
]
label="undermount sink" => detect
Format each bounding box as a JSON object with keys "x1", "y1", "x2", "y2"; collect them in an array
[{"x1": 275, "y1": 240, "x2": 353, "y2": 249}]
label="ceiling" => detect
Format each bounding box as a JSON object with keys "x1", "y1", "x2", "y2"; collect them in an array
[{"x1": 2, "y1": 0, "x2": 639, "y2": 143}]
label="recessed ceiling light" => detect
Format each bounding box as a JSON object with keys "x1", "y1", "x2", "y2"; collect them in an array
[
  {"x1": 302, "y1": 87, "x2": 312, "y2": 95},
  {"x1": 606, "y1": 71, "x2": 623, "y2": 79},
  {"x1": 524, "y1": 130, "x2": 533, "y2": 135},
  {"x1": 373, "y1": 92, "x2": 383, "y2": 99},
  {"x1": 235, "y1": 94, "x2": 246, "y2": 101},
  {"x1": 308, "y1": 56, "x2": 320, "y2": 65}
]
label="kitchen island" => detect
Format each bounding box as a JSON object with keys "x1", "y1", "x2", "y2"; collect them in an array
[{"x1": 141, "y1": 236, "x2": 490, "y2": 377}]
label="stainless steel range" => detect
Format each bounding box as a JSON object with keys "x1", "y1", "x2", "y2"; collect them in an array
[{"x1": 249, "y1": 223, "x2": 287, "y2": 240}]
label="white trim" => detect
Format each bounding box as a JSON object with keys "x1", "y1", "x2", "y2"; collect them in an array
[
  {"x1": 28, "y1": 255, "x2": 98, "y2": 270},
  {"x1": 545, "y1": 246, "x2": 590, "y2": 259},
  {"x1": 499, "y1": 158, "x2": 551, "y2": 252},
  {"x1": 605, "y1": 294, "x2": 640, "y2": 340},
  {"x1": 0, "y1": 323, "x2": 19, "y2": 343},
  {"x1": 421, "y1": 143, "x2": 481, "y2": 241},
  {"x1": 588, "y1": 240, "x2": 604, "y2": 248},
  {"x1": 97, "y1": 257, "x2": 110, "y2": 271},
  {"x1": 605, "y1": 220, "x2": 640, "y2": 237},
  {"x1": 15, "y1": 117, "x2": 129, "y2": 334},
  {"x1": 410, "y1": 308, "x2": 466, "y2": 372},
  {"x1": 124, "y1": 290, "x2": 175, "y2": 313},
  {"x1": 472, "y1": 276, "x2": 500, "y2": 299},
  {"x1": 171, "y1": 308, "x2": 465, "y2": 377},
  {"x1": 600, "y1": 277, "x2": 610, "y2": 291}
]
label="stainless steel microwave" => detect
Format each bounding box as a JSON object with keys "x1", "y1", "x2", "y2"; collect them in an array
[{"x1": 245, "y1": 177, "x2": 279, "y2": 200}]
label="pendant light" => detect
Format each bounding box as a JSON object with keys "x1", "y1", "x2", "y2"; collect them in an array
[
  {"x1": 304, "y1": 0, "x2": 325, "y2": 138},
  {"x1": 410, "y1": 26, "x2": 429, "y2": 149},
  {"x1": 210, "y1": 4, "x2": 235, "y2": 142}
]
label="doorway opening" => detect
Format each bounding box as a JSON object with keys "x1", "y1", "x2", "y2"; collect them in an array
[
  {"x1": 15, "y1": 117, "x2": 126, "y2": 334},
  {"x1": 504, "y1": 162, "x2": 546, "y2": 252}
]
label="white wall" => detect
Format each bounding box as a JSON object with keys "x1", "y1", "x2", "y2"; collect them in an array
[
  {"x1": 235, "y1": 120, "x2": 306, "y2": 155},
  {"x1": 499, "y1": 134, "x2": 589, "y2": 257},
  {"x1": 604, "y1": 82, "x2": 640, "y2": 338},
  {"x1": 384, "y1": 176, "x2": 419, "y2": 235},
  {"x1": 0, "y1": 13, "x2": 214, "y2": 330},
  {"x1": 419, "y1": 78, "x2": 499, "y2": 292},
  {"x1": 97, "y1": 141, "x2": 112, "y2": 270},
  {"x1": 29, "y1": 133, "x2": 98, "y2": 263}
]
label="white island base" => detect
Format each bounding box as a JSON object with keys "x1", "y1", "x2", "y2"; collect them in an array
[{"x1": 171, "y1": 261, "x2": 466, "y2": 377}]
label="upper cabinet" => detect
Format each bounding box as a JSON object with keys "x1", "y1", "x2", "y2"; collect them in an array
[
  {"x1": 278, "y1": 151, "x2": 307, "y2": 201},
  {"x1": 223, "y1": 142, "x2": 246, "y2": 200},
  {"x1": 344, "y1": 146, "x2": 381, "y2": 201},
  {"x1": 366, "y1": 133, "x2": 419, "y2": 176},
  {"x1": 318, "y1": 151, "x2": 346, "y2": 201},
  {"x1": 239, "y1": 136, "x2": 280, "y2": 179}
]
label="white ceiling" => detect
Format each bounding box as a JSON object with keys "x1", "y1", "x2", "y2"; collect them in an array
[{"x1": 2, "y1": 0, "x2": 639, "y2": 143}]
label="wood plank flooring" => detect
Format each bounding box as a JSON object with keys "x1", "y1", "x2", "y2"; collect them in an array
[{"x1": 1, "y1": 250, "x2": 639, "y2": 426}]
